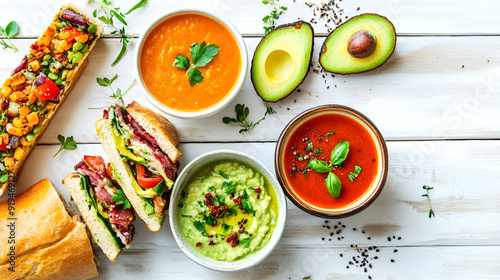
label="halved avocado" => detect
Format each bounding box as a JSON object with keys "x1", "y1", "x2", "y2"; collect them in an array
[
  {"x1": 251, "y1": 21, "x2": 314, "y2": 102},
  {"x1": 319, "y1": 14, "x2": 396, "y2": 74}
]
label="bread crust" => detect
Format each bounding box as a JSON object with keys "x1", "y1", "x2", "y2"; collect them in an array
[
  {"x1": 63, "y1": 173, "x2": 122, "y2": 262},
  {"x1": 0, "y1": 4, "x2": 104, "y2": 196},
  {"x1": 0, "y1": 178, "x2": 98, "y2": 280},
  {"x1": 125, "y1": 101, "x2": 182, "y2": 163}
]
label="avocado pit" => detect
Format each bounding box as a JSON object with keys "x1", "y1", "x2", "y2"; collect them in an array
[
  {"x1": 347, "y1": 30, "x2": 377, "y2": 58},
  {"x1": 265, "y1": 49, "x2": 295, "y2": 83}
]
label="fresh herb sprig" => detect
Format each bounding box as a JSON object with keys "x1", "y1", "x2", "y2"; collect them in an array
[
  {"x1": 91, "y1": 0, "x2": 147, "y2": 66},
  {"x1": 53, "y1": 135, "x2": 77, "y2": 157},
  {"x1": 111, "y1": 189, "x2": 131, "y2": 209},
  {"x1": 90, "y1": 74, "x2": 136, "y2": 109},
  {"x1": 174, "y1": 41, "x2": 220, "y2": 86},
  {"x1": 262, "y1": 0, "x2": 287, "y2": 34},
  {"x1": 223, "y1": 104, "x2": 275, "y2": 134},
  {"x1": 422, "y1": 185, "x2": 435, "y2": 218},
  {"x1": 308, "y1": 141, "x2": 350, "y2": 198},
  {"x1": 0, "y1": 21, "x2": 19, "y2": 52},
  {"x1": 348, "y1": 165, "x2": 362, "y2": 182}
]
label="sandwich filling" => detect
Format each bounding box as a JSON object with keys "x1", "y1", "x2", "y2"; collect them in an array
[
  {"x1": 75, "y1": 155, "x2": 135, "y2": 247},
  {"x1": 103, "y1": 105, "x2": 179, "y2": 217}
]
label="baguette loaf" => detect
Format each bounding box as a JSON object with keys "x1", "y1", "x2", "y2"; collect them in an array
[
  {"x1": 0, "y1": 4, "x2": 103, "y2": 195},
  {"x1": 0, "y1": 178, "x2": 98, "y2": 280}
]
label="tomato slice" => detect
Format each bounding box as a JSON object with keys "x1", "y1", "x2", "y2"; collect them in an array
[
  {"x1": 136, "y1": 164, "x2": 164, "y2": 189},
  {"x1": 0, "y1": 142, "x2": 7, "y2": 152},
  {"x1": 35, "y1": 78, "x2": 60, "y2": 101},
  {"x1": 83, "y1": 155, "x2": 105, "y2": 171}
]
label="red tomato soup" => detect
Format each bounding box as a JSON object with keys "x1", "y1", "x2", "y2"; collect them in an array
[{"x1": 284, "y1": 113, "x2": 379, "y2": 209}]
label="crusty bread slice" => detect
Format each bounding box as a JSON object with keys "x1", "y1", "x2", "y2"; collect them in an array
[
  {"x1": 0, "y1": 178, "x2": 98, "y2": 280},
  {"x1": 63, "y1": 173, "x2": 122, "y2": 262},
  {"x1": 96, "y1": 119, "x2": 163, "y2": 232},
  {"x1": 125, "y1": 101, "x2": 182, "y2": 163}
]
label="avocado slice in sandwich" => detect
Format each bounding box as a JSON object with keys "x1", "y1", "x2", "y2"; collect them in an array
[
  {"x1": 251, "y1": 21, "x2": 314, "y2": 102},
  {"x1": 96, "y1": 101, "x2": 182, "y2": 232},
  {"x1": 319, "y1": 13, "x2": 396, "y2": 74}
]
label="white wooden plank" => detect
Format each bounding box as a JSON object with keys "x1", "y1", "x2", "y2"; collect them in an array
[
  {"x1": 2, "y1": 0, "x2": 500, "y2": 36},
  {"x1": 6, "y1": 141, "x2": 500, "y2": 249},
  {"x1": 92, "y1": 246, "x2": 500, "y2": 279},
  {"x1": 1, "y1": 37, "x2": 499, "y2": 143}
]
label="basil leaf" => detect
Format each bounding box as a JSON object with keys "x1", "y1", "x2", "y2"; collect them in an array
[
  {"x1": 153, "y1": 181, "x2": 165, "y2": 196},
  {"x1": 309, "y1": 160, "x2": 330, "y2": 173},
  {"x1": 326, "y1": 172, "x2": 341, "y2": 198},
  {"x1": 112, "y1": 189, "x2": 132, "y2": 209},
  {"x1": 5, "y1": 21, "x2": 19, "y2": 38},
  {"x1": 330, "y1": 141, "x2": 350, "y2": 166},
  {"x1": 188, "y1": 68, "x2": 203, "y2": 86},
  {"x1": 173, "y1": 54, "x2": 190, "y2": 70}
]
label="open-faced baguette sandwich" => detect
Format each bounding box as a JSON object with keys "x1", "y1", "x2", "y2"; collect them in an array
[
  {"x1": 63, "y1": 155, "x2": 135, "y2": 262},
  {"x1": 0, "y1": 4, "x2": 103, "y2": 195},
  {"x1": 0, "y1": 178, "x2": 98, "y2": 280},
  {"x1": 96, "y1": 102, "x2": 182, "y2": 232}
]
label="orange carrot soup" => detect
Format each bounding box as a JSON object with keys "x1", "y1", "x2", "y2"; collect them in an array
[
  {"x1": 140, "y1": 13, "x2": 242, "y2": 112},
  {"x1": 284, "y1": 113, "x2": 379, "y2": 209}
]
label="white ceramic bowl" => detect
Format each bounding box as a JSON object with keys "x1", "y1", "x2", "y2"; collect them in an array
[
  {"x1": 134, "y1": 8, "x2": 248, "y2": 119},
  {"x1": 169, "y1": 150, "x2": 287, "y2": 271}
]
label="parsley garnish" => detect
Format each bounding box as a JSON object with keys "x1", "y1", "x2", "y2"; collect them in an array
[
  {"x1": 208, "y1": 186, "x2": 217, "y2": 193},
  {"x1": 240, "y1": 237, "x2": 252, "y2": 248},
  {"x1": 91, "y1": 0, "x2": 147, "y2": 66},
  {"x1": 314, "y1": 148, "x2": 323, "y2": 154},
  {"x1": 422, "y1": 185, "x2": 436, "y2": 218},
  {"x1": 348, "y1": 165, "x2": 362, "y2": 182},
  {"x1": 218, "y1": 195, "x2": 225, "y2": 203},
  {"x1": 173, "y1": 41, "x2": 220, "y2": 86},
  {"x1": 222, "y1": 223, "x2": 231, "y2": 232},
  {"x1": 181, "y1": 214, "x2": 192, "y2": 218},
  {"x1": 261, "y1": 1, "x2": 287, "y2": 34},
  {"x1": 0, "y1": 21, "x2": 19, "y2": 52},
  {"x1": 53, "y1": 135, "x2": 77, "y2": 157},
  {"x1": 193, "y1": 220, "x2": 207, "y2": 236},
  {"x1": 90, "y1": 74, "x2": 136, "y2": 109},
  {"x1": 219, "y1": 170, "x2": 229, "y2": 179},
  {"x1": 223, "y1": 104, "x2": 276, "y2": 134},
  {"x1": 111, "y1": 189, "x2": 131, "y2": 209},
  {"x1": 223, "y1": 181, "x2": 237, "y2": 194},
  {"x1": 241, "y1": 199, "x2": 253, "y2": 214},
  {"x1": 229, "y1": 205, "x2": 239, "y2": 215}
]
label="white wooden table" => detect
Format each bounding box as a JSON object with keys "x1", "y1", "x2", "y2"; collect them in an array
[{"x1": 1, "y1": 0, "x2": 500, "y2": 279}]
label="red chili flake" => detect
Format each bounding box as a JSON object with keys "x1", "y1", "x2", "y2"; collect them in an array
[
  {"x1": 249, "y1": 233, "x2": 252, "y2": 237},
  {"x1": 257, "y1": 194, "x2": 260, "y2": 199},
  {"x1": 208, "y1": 235, "x2": 214, "y2": 238},
  {"x1": 233, "y1": 195, "x2": 242, "y2": 206},
  {"x1": 209, "y1": 240, "x2": 215, "y2": 246},
  {"x1": 254, "y1": 188, "x2": 262, "y2": 193},
  {"x1": 231, "y1": 239, "x2": 239, "y2": 247},
  {"x1": 226, "y1": 232, "x2": 238, "y2": 243},
  {"x1": 196, "y1": 242, "x2": 202, "y2": 247}
]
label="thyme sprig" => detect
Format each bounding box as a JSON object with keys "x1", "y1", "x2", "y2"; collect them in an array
[{"x1": 261, "y1": 0, "x2": 287, "y2": 34}]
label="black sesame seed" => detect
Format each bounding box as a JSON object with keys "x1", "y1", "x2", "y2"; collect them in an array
[
  {"x1": 391, "y1": 259, "x2": 395, "y2": 263},
  {"x1": 394, "y1": 249, "x2": 398, "y2": 253},
  {"x1": 388, "y1": 237, "x2": 392, "y2": 241}
]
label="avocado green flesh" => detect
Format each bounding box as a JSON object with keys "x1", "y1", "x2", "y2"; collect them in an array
[
  {"x1": 252, "y1": 22, "x2": 313, "y2": 102},
  {"x1": 320, "y1": 14, "x2": 396, "y2": 74},
  {"x1": 79, "y1": 174, "x2": 125, "y2": 250}
]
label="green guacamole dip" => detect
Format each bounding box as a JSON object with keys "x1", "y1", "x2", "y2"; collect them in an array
[{"x1": 177, "y1": 160, "x2": 279, "y2": 262}]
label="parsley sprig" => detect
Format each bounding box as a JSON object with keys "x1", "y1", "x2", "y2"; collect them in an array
[
  {"x1": 0, "y1": 21, "x2": 19, "y2": 52},
  {"x1": 89, "y1": 74, "x2": 136, "y2": 109},
  {"x1": 223, "y1": 104, "x2": 276, "y2": 134},
  {"x1": 91, "y1": 0, "x2": 147, "y2": 66},
  {"x1": 174, "y1": 41, "x2": 220, "y2": 86},
  {"x1": 262, "y1": 0, "x2": 287, "y2": 34},
  {"x1": 53, "y1": 135, "x2": 77, "y2": 157},
  {"x1": 422, "y1": 185, "x2": 436, "y2": 218},
  {"x1": 111, "y1": 189, "x2": 131, "y2": 209}
]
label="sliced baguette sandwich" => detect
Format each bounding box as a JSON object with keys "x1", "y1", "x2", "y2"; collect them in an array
[
  {"x1": 96, "y1": 102, "x2": 182, "y2": 231},
  {"x1": 0, "y1": 178, "x2": 98, "y2": 280},
  {"x1": 64, "y1": 155, "x2": 135, "y2": 262},
  {"x1": 0, "y1": 4, "x2": 103, "y2": 195}
]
